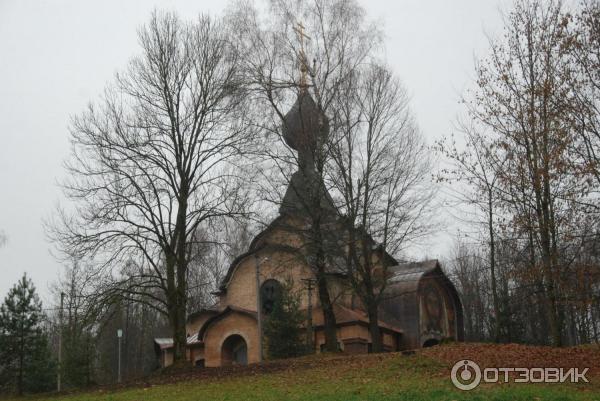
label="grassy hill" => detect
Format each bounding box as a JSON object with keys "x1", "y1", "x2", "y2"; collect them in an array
[{"x1": 5, "y1": 343, "x2": 600, "y2": 401}]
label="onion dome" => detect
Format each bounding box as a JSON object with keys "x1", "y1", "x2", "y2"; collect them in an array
[{"x1": 282, "y1": 92, "x2": 329, "y2": 153}]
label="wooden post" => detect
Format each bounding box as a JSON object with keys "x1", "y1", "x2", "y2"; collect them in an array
[
  {"x1": 255, "y1": 254, "x2": 263, "y2": 362},
  {"x1": 117, "y1": 329, "x2": 123, "y2": 383},
  {"x1": 302, "y1": 278, "x2": 316, "y2": 353},
  {"x1": 57, "y1": 292, "x2": 64, "y2": 392}
]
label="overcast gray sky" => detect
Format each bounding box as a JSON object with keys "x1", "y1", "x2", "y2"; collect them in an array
[{"x1": 0, "y1": 0, "x2": 507, "y2": 303}]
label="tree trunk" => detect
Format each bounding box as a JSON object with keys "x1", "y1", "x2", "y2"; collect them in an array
[
  {"x1": 487, "y1": 187, "x2": 501, "y2": 343},
  {"x1": 165, "y1": 251, "x2": 188, "y2": 364},
  {"x1": 309, "y1": 192, "x2": 338, "y2": 352},
  {"x1": 172, "y1": 301, "x2": 187, "y2": 362},
  {"x1": 540, "y1": 234, "x2": 561, "y2": 346},
  {"x1": 315, "y1": 262, "x2": 337, "y2": 352},
  {"x1": 18, "y1": 319, "x2": 24, "y2": 396},
  {"x1": 171, "y1": 186, "x2": 190, "y2": 363},
  {"x1": 366, "y1": 299, "x2": 382, "y2": 353},
  {"x1": 316, "y1": 270, "x2": 338, "y2": 352}
]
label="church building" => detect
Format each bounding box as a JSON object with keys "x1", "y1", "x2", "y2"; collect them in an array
[{"x1": 154, "y1": 89, "x2": 464, "y2": 368}]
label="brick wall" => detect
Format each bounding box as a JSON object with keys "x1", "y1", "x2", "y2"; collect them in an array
[{"x1": 203, "y1": 312, "x2": 259, "y2": 367}]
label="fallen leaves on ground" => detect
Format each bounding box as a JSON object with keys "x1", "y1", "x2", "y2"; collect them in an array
[{"x1": 422, "y1": 342, "x2": 600, "y2": 377}]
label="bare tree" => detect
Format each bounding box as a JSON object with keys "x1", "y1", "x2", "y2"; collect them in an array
[
  {"x1": 186, "y1": 220, "x2": 254, "y2": 312},
  {"x1": 448, "y1": 238, "x2": 492, "y2": 342},
  {"x1": 50, "y1": 260, "x2": 102, "y2": 387},
  {"x1": 329, "y1": 64, "x2": 434, "y2": 352},
  {"x1": 436, "y1": 122, "x2": 504, "y2": 342},
  {"x1": 47, "y1": 12, "x2": 253, "y2": 363},
  {"x1": 226, "y1": 0, "x2": 382, "y2": 352},
  {"x1": 50, "y1": 259, "x2": 172, "y2": 386}
]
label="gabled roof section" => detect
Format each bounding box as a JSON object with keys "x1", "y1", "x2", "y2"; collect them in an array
[
  {"x1": 154, "y1": 338, "x2": 174, "y2": 350},
  {"x1": 389, "y1": 259, "x2": 440, "y2": 283},
  {"x1": 309, "y1": 304, "x2": 403, "y2": 334},
  {"x1": 153, "y1": 333, "x2": 203, "y2": 350},
  {"x1": 197, "y1": 306, "x2": 257, "y2": 341},
  {"x1": 218, "y1": 241, "x2": 302, "y2": 293},
  {"x1": 217, "y1": 214, "x2": 399, "y2": 293},
  {"x1": 186, "y1": 305, "x2": 219, "y2": 323},
  {"x1": 248, "y1": 215, "x2": 287, "y2": 251},
  {"x1": 386, "y1": 259, "x2": 461, "y2": 304},
  {"x1": 218, "y1": 215, "x2": 299, "y2": 292}
]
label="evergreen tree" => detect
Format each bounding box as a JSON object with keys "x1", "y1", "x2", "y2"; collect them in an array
[
  {"x1": 0, "y1": 274, "x2": 56, "y2": 395},
  {"x1": 62, "y1": 328, "x2": 95, "y2": 388},
  {"x1": 263, "y1": 281, "x2": 306, "y2": 359}
]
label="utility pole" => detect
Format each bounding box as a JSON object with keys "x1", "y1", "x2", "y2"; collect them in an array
[
  {"x1": 254, "y1": 254, "x2": 263, "y2": 362},
  {"x1": 57, "y1": 292, "x2": 65, "y2": 392},
  {"x1": 301, "y1": 278, "x2": 316, "y2": 353},
  {"x1": 117, "y1": 329, "x2": 123, "y2": 383}
]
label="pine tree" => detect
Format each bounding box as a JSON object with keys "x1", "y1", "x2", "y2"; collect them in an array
[
  {"x1": 263, "y1": 281, "x2": 306, "y2": 359},
  {"x1": 0, "y1": 274, "x2": 56, "y2": 395}
]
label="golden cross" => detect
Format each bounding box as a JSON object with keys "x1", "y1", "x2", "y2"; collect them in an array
[{"x1": 293, "y1": 22, "x2": 311, "y2": 90}]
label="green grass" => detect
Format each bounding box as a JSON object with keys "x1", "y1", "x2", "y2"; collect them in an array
[{"x1": 5, "y1": 352, "x2": 599, "y2": 401}]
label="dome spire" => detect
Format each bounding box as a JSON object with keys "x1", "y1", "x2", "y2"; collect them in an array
[
  {"x1": 283, "y1": 22, "x2": 328, "y2": 167},
  {"x1": 293, "y1": 22, "x2": 311, "y2": 92},
  {"x1": 279, "y1": 22, "x2": 333, "y2": 216}
]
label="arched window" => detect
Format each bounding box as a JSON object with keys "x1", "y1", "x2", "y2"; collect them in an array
[{"x1": 260, "y1": 279, "x2": 282, "y2": 315}]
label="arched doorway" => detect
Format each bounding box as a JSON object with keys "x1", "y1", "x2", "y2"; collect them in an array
[
  {"x1": 422, "y1": 338, "x2": 440, "y2": 348},
  {"x1": 221, "y1": 335, "x2": 248, "y2": 366}
]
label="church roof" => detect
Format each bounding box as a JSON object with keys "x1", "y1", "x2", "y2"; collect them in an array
[
  {"x1": 214, "y1": 88, "x2": 397, "y2": 292},
  {"x1": 186, "y1": 305, "x2": 219, "y2": 323},
  {"x1": 389, "y1": 259, "x2": 440, "y2": 284},
  {"x1": 217, "y1": 239, "x2": 301, "y2": 293},
  {"x1": 153, "y1": 334, "x2": 202, "y2": 350},
  {"x1": 197, "y1": 306, "x2": 257, "y2": 341},
  {"x1": 216, "y1": 214, "x2": 399, "y2": 293},
  {"x1": 156, "y1": 306, "x2": 258, "y2": 350},
  {"x1": 153, "y1": 338, "x2": 173, "y2": 349},
  {"x1": 279, "y1": 169, "x2": 336, "y2": 216},
  {"x1": 385, "y1": 259, "x2": 462, "y2": 304},
  {"x1": 309, "y1": 303, "x2": 403, "y2": 334}
]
